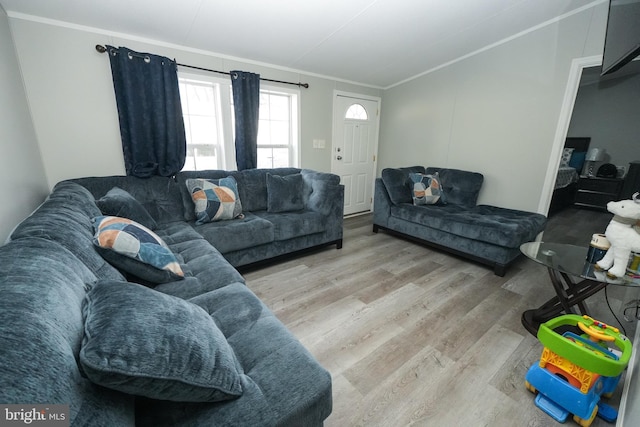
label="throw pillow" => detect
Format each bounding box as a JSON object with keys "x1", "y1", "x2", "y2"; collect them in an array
[
  {"x1": 409, "y1": 172, "x2": 446, "y2": 205},
  {"x1": 266, "y1": 173, "x2": 305, "y2": 213},
  {"x1": 92, "y1": 216, "x2": 184, "y2": 284},
  {"x1": 569, "y1": 151, "x2": 587, "y2": 170},
  {"x1": 80, "y1": 280, "x2": 244, "y2": 402},
  {"x1": 560, "y1": 147, "x2": 575, "y2": 167},
  {"x1": 95, "y1": 187, "x2": 157, "y2": 230},
  {"x1": 381, "y1": 168, "x2": 417, "y2": 205},
  {"x1": 186, "y1": 177, "x2": 243, "y2": 224}
]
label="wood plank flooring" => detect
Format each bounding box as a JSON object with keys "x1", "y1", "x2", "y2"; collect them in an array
[{"x1": 243, "y1": 207, "x2": 639, "y2": 426}]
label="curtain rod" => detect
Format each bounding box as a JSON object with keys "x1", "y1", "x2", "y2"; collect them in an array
[{"x1": 95, "y1": 44, "x2": 309, "y2": 89}]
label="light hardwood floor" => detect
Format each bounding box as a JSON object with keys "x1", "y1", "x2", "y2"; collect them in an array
[{"x1": 243, "y1": 207, "x2": 639, "y2": 426}]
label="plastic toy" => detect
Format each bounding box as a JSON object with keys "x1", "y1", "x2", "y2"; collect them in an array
[{"x1": 524, "y1": 314, "x2": 632, "y2": 426}]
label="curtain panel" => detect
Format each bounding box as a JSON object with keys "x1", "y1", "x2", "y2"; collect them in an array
[
  {"x1": 107, "y1": 45, "x2": 186, "y2": 177},
  {"x1": 231, "y1": 71, "x2": 260, "y2": 170}
]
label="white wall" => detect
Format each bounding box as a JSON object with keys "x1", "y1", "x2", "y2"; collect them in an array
[
  {"x1": 8, "y1": 17, "x2": 381, "y2": 189},
  {"x1": 378, "y1": 3, "x2": 609, "y2": 213},
  {"x1": 568, "y1": 66, "x2": 640, "y2": 173},
  {"x1": 0, "y1": 7, "x2": 48, "y2": 242}
]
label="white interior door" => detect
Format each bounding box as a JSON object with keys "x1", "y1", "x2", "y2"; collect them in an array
[{"x1": 332, "y1": 93, "x2": 380, "y2": 216}]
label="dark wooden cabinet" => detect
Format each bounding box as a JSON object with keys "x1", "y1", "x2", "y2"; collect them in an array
[
  {"x1": 574, "y1": 177, "x2": 624, "y2": 210},
  {"x1": 621, "y1": 161, "x2": 640, "y2": 199}
]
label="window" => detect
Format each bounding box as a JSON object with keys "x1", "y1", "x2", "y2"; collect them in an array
[
  {"x1": 345, "y1": 103, "x2": 368, "y2": 120},
  {"x1": 258, "y1": 90, "x2": 298, "y2": 168},
  {"x1": 179, "y1": 78, "x2": 224, "y2": 170},
  {"x1": 179, "y1": 73, "x2": 299, "y2": 171}
]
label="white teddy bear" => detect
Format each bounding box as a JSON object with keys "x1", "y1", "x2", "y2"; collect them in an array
[{"x1": 596, "y1": 192, "x2": 640, "y2": 278}]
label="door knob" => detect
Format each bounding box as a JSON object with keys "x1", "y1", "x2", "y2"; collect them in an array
[{"x1": 337, "y1": 156, "x2": 343, "y2": 160}]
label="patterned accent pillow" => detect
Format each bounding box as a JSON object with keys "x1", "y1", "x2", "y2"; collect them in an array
[
  {"x1": 93, "y1": 216, "x2": 184, "y2": 284},
  {"x1": 561, "y1": 147, "x2": 575, "y2": 167},
  {"x1": 186, "y1": 177, "x2": 243, "y2": 225},
  {"x1": 80, "y1": 280, "x2": 243, "y2": 402},
  {"x1": 409, "y1": 172, "x2": 446, "y2": 206}
]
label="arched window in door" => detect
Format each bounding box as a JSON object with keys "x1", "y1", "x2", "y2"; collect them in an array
[{"x1": 345, "y1": 103, "x2": 368, "y2": 120}]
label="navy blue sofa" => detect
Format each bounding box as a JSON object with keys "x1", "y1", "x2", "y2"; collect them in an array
[
  {"x1": 0, "y1": 168, "x2": 341, "y2": 426},
  {"x1": 373, "y1": 166, "x2": 547, "y2": 276}
]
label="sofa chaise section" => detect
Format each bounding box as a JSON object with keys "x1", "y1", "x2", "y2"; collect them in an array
[{"x1": 373, "y1": 166, "x2": 547, "y2": 276}]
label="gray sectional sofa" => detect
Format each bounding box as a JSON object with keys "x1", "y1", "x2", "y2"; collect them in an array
[
  {"x1": 373, "y1": 166, "x2": 547, "y2": 276},
  {"x1": 0, "y1": 168, "x2": 342, "y2": 426}
]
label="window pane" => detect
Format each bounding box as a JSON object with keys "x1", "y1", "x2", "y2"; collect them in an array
[
  {"x1": 257, "y1": 147, "x2": 289, "y2": 168},
  {"x1": 259, "y1": 93, "x2": 270, "y2": 120},
  {"x1": 270, "y1": 148, "x2": 290, "y2": 168},
  {"x1": 270, "y1": 121, "x2": 289, "y2": 145},
  {"x1": 269, "y1": 94, "x2": 289, "y2": 121},
  {"x1": 189, "y1": 115, "x2": 218, "y2": 145},
  {"x1": 257, "y1": 121, "x2": 271, "y2": 146},
  {"x1": 257, "y1": 147, "x2": 272, "y2": 168},
  {"x1": 345, "y1": 103, "x2": 368, "y2": 120},
  {"x1": 184, "y1": 83, "x2": 216, "y2": 116},
  {"x1": 179, "y1": 77, "x2": 223, "y2": 170}
]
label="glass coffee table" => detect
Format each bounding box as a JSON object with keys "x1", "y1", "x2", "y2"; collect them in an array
[{"x1": 520, "y1": 241, "x2": 640, "y2": 336}]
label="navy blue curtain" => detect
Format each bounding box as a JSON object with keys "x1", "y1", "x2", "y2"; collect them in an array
[
  {"x1": 107, "y1": 45, "x2": 186, "y2": 177},
  {"x1": 231, "y1": 70, "x2": 260, "y2": 170}
]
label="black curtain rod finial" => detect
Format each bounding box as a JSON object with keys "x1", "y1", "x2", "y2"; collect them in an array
[{"x1": 95, "y1": 44, "x2": 107, "y2": 53}]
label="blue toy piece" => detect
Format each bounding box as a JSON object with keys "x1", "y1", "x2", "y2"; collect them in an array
[{"x1": 525, "y1": 363, "x2": 618, "y2": 425}]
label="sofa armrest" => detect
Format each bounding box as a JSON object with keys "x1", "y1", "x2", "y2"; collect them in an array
[{"x1": 373, "y1": 178, "x2": 392, "y2": 229}]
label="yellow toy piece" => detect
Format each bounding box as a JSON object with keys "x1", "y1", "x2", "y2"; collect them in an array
[{"x1": 539, "y1": 347, "x2": 599, "y2": 394}]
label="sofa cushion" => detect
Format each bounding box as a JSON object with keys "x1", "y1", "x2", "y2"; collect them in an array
[
  {"x1": 381, "y1": 166, "x2": 426, "y2": 205},
  {"x1": 137, "y1": 282, "x2": 333, "y2": 426},
  {"x1": 232, "y1": 168, "x2": 301, "y2": 212},
  {"x1": 177, "y1": 168, "x2": 302, "y2": 220},
  {"x1": 10, "y1": 182, "x2": 126, "y2": 281},
  {"x1": 254, "y1": 210, "x2": 326, "y2": 241},
  {"x1": 186, "y1": 177, "x2": 243, "y2": 224},
  {"x1": 80, "y1": 280, "x2": 244, "y2": 402},
  {"x1": 93, "y1": 216, "x2": 184, "y2": 284},
  {"x1": 409, "y1": 172, "x2": 446, "y2": 205},
  {"x1": 0, "y1": 238, "x2": 135, "y2": 426},
  {"x1": 425, "y1": 167, "x2": 484, "y2": 208},
  {"x1": 194, "y1": 212, "x2": 274, "y2": 254},
  {"x1": 70, "y1": 175, "x2": 186, "y2": 224},
  {"x1": 391, "y1": 204, "x2": 546, "y2": 248},
  {"x1": 95, "y1": 186, "x2": 157, "y2": 230},
  {"x1": 267, "y1": 173, "x2": 305, "y2": 213},
  {"x1": 154, "y1": 223, "x2": 246, "y2": 299}
]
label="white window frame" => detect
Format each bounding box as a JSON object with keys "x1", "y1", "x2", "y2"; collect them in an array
[
  {"x1": 256, "y1": 86, "x2": 300, "y2": 169},
  {"x1": 178, "y1": 71, "x2": 300, "y2": 171}
]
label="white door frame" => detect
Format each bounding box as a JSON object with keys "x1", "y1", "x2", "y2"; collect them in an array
[
  {"x1": 331, "y1": 90, "x2": 382, "y2": 215},
  {"x1": 537, "y1": 55, "x2": 602, "y2": 214}
]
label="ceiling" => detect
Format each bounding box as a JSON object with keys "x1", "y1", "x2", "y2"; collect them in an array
[{"x1": 1, "y1": 0, "x2": 603, "y2": 88}]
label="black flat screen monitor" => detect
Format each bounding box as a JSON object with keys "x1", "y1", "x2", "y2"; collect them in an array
[{"x1": 601, "y1": 0, "x2": 640, "y2": 76}]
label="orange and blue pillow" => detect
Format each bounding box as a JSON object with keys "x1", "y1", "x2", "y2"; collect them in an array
[
  {"x1": 409, "y1": 172, "x2": 446, "y2": 206},
  {"x1": 186, "y1": 177, "x2": 243, "y2": 225},
  {"x1": 93, "y1": 216, "x2": 184, "y2": 284}
]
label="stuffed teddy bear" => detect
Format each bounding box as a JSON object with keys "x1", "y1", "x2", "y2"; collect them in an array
[{"x1": 596, "y1": 193, "x2": 640, "y2": 278}]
